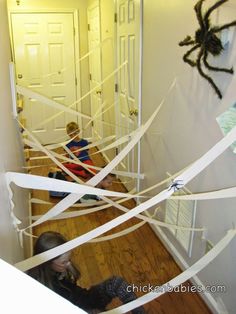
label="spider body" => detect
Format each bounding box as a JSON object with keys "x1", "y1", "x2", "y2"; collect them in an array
[
  {"x1": 195, "y1": 28, "x2": 223, "y2": 55},
  {"x1": 168, "y1": 180, "x2": 184, "y2": 192},
  {"x1": 179, "y1": 0, "x2": 236, "y2": 99}
]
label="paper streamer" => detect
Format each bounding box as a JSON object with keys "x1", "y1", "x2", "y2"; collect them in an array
[
  {"x1": 100, "y1": 78, "x2": 236, "y2": 311},
  {"x1": 174, "y1": 123, "x2": 236, "y2": 186},
  {"x1": 24, "y1": 138, "x2": 144, "y2": 179},
  {"x1": 90, "y1": 208, "x2": 160, "y2": 243},
  {"x1": 26, "y1": 134, "x2": 115, "y2": 156},
  {"x1": 31, "y1": 196, "x2": 133, "y2": 220},
  {"x1": 89, "y1": 129, "x2": 137, "y2": 156},
  {"x1": 30, "y1": 197, "x2": 204, "y2": 232},
  {"x1": 94, "y1": 194, "x2": 205, "y2": 232},
  {"x1": 16, "y1": 85, "x2": 91, "y2": 120},
  {"x1": 19, "y1": 37, "x2": 112, "y2": 82},
  {"x1": 29, "y1": 167, "x2": 204, "y2": 233},
  {"x1": 83, "y1": 100, "x2": 108, "y2": 130},
  {"x1": 170, "y1": 186, "x2": 236, "y2": 200},
  {"x1": 84, "y1": 100, "x2": 117, "y2": 131},
  {"x1": 14, "y1": 99, "x2": 166, "y2": 271},
  {"x1": 6, "y1": 172, "x2": 137, "y2": 199},
  {"x1": 33, "y1": 61, "x2": 128, "y2": 130},
  {"x1": 102, "y1": 229, "x2": 236, "y2": 313},
  {"x1": 29, "y1": 164, "x2": 183, "y2": 205},
  {"x1": 5, "y1": 172, "x2": 22, "y2": 243},
  {"x1": 77, "y1": 37, "x2": 112, "y2": 64},
  {"x1": 31, "y1": 189, "x2": 137, "y2": 217},
  {"x1": 14, "y1": 98, "x2": 236, "y2": 272},
  {"x1": 14, "y1": 97, "x2": 163, "y2": 235},
  {"x1": 14, "y1": 185, "x2": 197, "y2": 271},
  {"x1": 70, "y1": 135, "x2": 116, "y2": 152},
  {"x1": 90, "y1": 207, "x2": 162, "y2": 244},
  {"x1": 28, "y1": 128, "x2": 86, "y2": 151},
  {"x1": 62, "y1": 144, "x2": 78, "y2": 161},
  {"x1": 45, "y1": 167, "x2": 185, "y2": 221},
  {"x1": 89, "y1": 221, "x2": 146, "y2": 243},
  {"x1": 30, "y1": 197, "x2": 107, "y2": 208}
]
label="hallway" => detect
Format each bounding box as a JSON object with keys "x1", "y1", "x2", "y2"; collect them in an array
[{"x1": 28, "y1": 148, "x2": 212, "y2": 313}]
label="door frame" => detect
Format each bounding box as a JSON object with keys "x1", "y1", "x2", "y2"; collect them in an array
[
  {"x1": 114, "y1": 0, "x2": 143, "y2": 193},
  {"x1": 87, "y1": 0, "x2": 103, "y2": 142},
  {"x1": 8, "y1": 8, "x2": 82, "y2": 129}
]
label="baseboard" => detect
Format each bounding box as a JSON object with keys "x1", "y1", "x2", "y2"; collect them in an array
[{"x1": 145, "y1": 210, "x2": 223, "y2": 314}]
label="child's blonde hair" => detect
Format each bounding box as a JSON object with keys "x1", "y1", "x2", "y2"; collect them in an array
[{"x1": 66, "y1": 121, "x2": 80, "y2": 136}]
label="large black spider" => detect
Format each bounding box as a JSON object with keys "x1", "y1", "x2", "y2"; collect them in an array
[{"x1": 179, "y1": 0, "x2": 236, "y2": 99}]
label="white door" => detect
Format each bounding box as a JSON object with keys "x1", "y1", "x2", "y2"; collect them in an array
[
  {"x1": 87, "y1": 1, "x2": 103, "y2": 142},
  {"x1": 11, "y1": 13, "x2": 78, "y2": 144},
  {"x1": 116, "y1": 0, "x2": 141, "y2": 189}
]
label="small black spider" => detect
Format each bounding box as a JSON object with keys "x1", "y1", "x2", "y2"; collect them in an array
[
  {"x1": 168, "y1": 180, "x2": 184, "y2": 192},
  {"x1": 179, "y1": 0, "x2": 236, "y2": 99}
]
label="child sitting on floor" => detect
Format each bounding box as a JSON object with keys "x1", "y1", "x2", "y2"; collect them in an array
[
  {"x1": 27, "y1": 231, "x2": 145, "y2": 313},
  {"x1": 48, "y1": 167, "x2": 115, "y2": 203},
  {"x1": 64, "y1": 121, "x2": 96, "y2": 179},
  {"x1": 80, "y1": 173, "x2": 116, "y2": 203}
]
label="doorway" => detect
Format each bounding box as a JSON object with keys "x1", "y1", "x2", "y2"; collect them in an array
[
  {"x1": 10, "y1": 11, "x2": 80, "y2": 144},
  {"x1": 115, "y1": 0, "x2": 142, "y2": 190},
  {"x1": 9, "y1": 1, "x2": 143, "y2": 190}
]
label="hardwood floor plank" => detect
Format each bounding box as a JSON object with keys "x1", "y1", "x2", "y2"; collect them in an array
[{"x1": 28, "y1": 148, "x2": 212, "y2": 313}]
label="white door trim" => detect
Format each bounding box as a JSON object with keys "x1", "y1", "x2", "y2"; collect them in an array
[
  {"x1": 114, "y1": 0, "x2": 143, "y2": 193},
  {"x1": 137, "y1": 0, "x2": 143, "y2": 196},
  {"x1": 87, "y1": 0, "x2": 103, "y2": 142}
]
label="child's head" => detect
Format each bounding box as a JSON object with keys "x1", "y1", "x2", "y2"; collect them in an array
[
  {"x1": 98, "y1": 173, "x2": 116, "y2": 190},
  {"x1": 34, "y1": 231, "x2": 71, "y2": 272},
  {"x1": 66, "y1": 121, "x2": 80, "y2": 138},
  {"x1": 33, "y1": 231, "x2": 80, "y2": 278}
]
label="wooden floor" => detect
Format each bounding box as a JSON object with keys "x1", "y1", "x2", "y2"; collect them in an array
[{"x1": 28, "y1": 148, "x2": 212, "y2": 314}]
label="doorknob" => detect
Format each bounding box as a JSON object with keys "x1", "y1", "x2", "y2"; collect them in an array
[
  {"x1": 17, "y1": 74, "x2": 23, "y2": 79},
  {"x1": 129, "y1": 108, "x2": 138, "y2": 116}
]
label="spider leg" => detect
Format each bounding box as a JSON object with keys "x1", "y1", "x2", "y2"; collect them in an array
[
  {"x1": 179, "y1": 36, "x2": 195, "y2": 46},
  {"x1": 204, "y1": 0, "x2": 228, "y2": 29},
  {"x1": 182, "y1": 44, "x2": 201, "y2": 67},
  {"x1": 197, "y1": 49, "x2": 222, "y2": 99},
  {"x1": 213, "y1": 21, "x2": 236, "y2": 33},
  {"x1": 203, "y1": 51, "x2": 233, "y2": 74},
  {"x1": 194, "y1": 0, "x2": 206, "y2": 30}
]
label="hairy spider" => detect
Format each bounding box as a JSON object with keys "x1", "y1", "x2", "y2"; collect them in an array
[{"x1": 179, "y1": 0, "x2": 236, "y2": 99}]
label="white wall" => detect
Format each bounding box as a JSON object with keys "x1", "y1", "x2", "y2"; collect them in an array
[
  {"x1": 0, "y1": 0, "x2": 30, "y2": 264},
  {"x1": 142, "y1": 0, "x2": 236, "y2": 313},
  {"x1": 100, "y1": 0, "x2": 116, "y2": 160}
]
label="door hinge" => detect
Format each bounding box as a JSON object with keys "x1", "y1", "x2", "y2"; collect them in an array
[
  {"x1": 91, "y1": 121, "x2": 94, "y2": 127},
  {"x1": 74, "y1": 28, "x2": 76, "y2": 36},
  {"x1": 114, "y1": 13, "x2": 117, "y2": 23},
  {"x1": 75, "y1": 77, "x2": 78, "y2": 86},
  {"x1": 115, "y1": 147, "x2": 119, "y2": 155},
  {"x1": 88, "y1": 24, "x2": 90, "y2": 31},
  {"x1": 89, "y1": 73, "x2": 92, "y2": 80},
  {"x1": 115, "y1": 83, "x2": 118, "y2": 93}
]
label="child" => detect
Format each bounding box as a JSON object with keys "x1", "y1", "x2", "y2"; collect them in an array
[
  {"x1": 80, "y1": 173, "x2": 116, "y2": 203},
  {"x1": 48, "y1": 167, "x2": 69, "y2": 198},
  {"x1": 48, "y1": 169, "x2": 115, "y2": 203},
  {"x1": 64, "y1": 121, "x2": 96, "y2": 179},
  {"x1": 27, "y1": 231, "x2": 145, "y2": 313}
]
